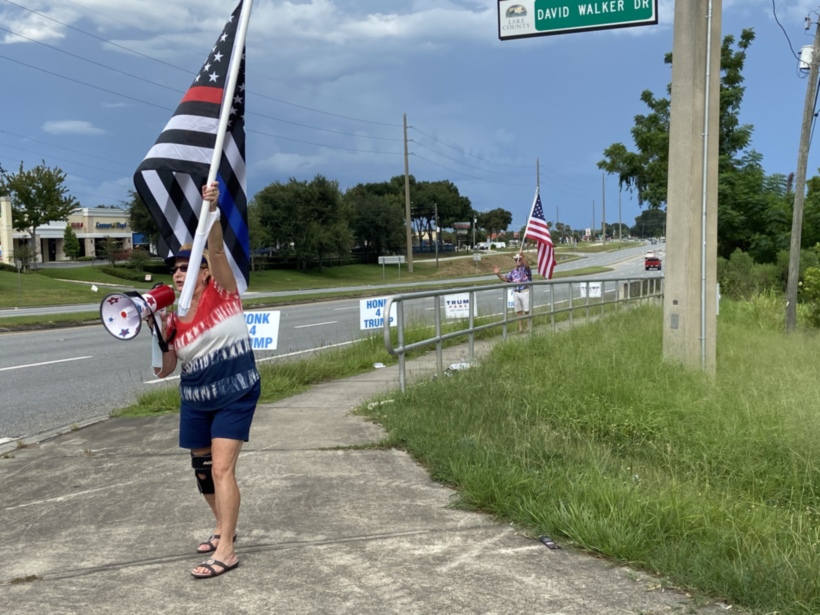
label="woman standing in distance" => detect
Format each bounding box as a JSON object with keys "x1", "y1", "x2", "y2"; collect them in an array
[
  {"x1": 493, "y1": 252, "x2": 533, "y2": 333},
  {"x1": 153, "y1": 181, "x2": 260, "y2": 579}
]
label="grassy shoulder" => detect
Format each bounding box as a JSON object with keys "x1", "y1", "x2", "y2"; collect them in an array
[
  {"x1": 358, "y1": 298, "x2": 820, "y2": 615},
  {"x1": 109, "y1": 290, "x2": 819, "y2": 613}
]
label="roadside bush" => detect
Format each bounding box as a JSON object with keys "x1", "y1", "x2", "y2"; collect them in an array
[
  {"x1": 99, "y1": 265, "x2": 148, "y2": 282},
  {"x1": 12, "y1": 244, "x2": 33, "y2": 272},
  {"x1": 799, "y1": 267, "x2": 820, "y2": 327},
  {"x1": 719, "y1": 249, "x2": 783, "y2": 299},
  {"x1": 128, "y1": 248, "x2": 151, "y2": 273}
]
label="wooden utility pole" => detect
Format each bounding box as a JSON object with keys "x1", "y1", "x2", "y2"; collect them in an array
[
  {"x1": 786, "y1": 19, "x2": 820, "y2": 331},
  {"x1": 403, "y1": 113, "x2": 413, "y2": 273}
]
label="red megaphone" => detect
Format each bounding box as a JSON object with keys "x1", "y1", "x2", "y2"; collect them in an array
[{"x1": 99, "y1": 284, "x2": 176, "y2": 341}]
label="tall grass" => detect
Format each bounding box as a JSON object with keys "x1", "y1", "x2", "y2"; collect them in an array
[{"x1": 360, "y1": 301, "x2": 820, "y2": 614}]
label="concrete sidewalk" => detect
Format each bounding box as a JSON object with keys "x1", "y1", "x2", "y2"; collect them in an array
[{"x1": 1, "y1": 344, "x2": 730, "y2": 614}]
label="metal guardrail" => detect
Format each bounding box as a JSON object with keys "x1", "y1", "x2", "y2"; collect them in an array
[{"x1": 383, "y1": 276, "x2": 664, "y2": 392}]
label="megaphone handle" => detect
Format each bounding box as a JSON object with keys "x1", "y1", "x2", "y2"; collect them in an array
[{"x1": 149, "y1": 312, "x2": 170, "y2": 353}]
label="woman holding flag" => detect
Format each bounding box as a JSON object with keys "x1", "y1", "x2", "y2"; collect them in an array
[
  {"x1": 493, "y1": 252, "x2": 533, "y2": 333},
  {"x1": 152, "y1": 182, "x2": 260, "y2": 579}
]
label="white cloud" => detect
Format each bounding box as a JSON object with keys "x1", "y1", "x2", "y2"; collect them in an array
[{"x1": 42, "y1": 120, "x2": 105, "y2": 135}]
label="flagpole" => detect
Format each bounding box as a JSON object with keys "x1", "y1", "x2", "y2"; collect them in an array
[
  {"x1": 521, "y1": 186, "x2": 538, "y2": 254},
  {"x1": 178, "y1": 0, "x2": 254, "y2": 316}
]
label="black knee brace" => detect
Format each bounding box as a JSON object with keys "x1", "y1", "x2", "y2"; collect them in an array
[{"x1": 191, "y1": 452, "x2": 215, "y2": 495}]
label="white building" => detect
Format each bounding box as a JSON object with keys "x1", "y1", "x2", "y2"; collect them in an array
[{"x1": 0, "y1": 197, "x2": 133, "y2": 265}]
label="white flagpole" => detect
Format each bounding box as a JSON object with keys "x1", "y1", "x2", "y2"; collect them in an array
[
  {"x1": 178, "y1": 0, "x2": 253, "y2": 316},
  {"x1": 521, "y1": 187, "x2": 539, "y2": 253}
]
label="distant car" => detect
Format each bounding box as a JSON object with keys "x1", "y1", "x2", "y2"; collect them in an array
[
  {"x1": 645, "y1": 250, "x2": 655, "y2": 258},
  {"x1": 475, "y1": 242, "x2": 490, "y2": 250},
  {"x1": 645, "y1": 256, "x2": 662, "y2": 271}
]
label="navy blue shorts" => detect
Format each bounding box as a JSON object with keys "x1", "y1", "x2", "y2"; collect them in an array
[{"x1": 178, "y1": 380, "x2": 261, "y2": 450}]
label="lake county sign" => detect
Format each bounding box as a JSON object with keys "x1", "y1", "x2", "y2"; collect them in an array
[{"x1": 498, "y1": 0, "x2": 657, "y2": 40}]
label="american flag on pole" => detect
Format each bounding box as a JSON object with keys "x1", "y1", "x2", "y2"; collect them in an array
[
  {"x1": 134, "y1": 0, "x2": 250, "y2": 293},
  {"x1": 524, "y1": 191, "x2": 556, "y2": 279}
]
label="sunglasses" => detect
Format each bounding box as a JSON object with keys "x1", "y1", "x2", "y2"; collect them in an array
[{"x1": 169, "y1": 264, "x2": 206, "y2": 275}]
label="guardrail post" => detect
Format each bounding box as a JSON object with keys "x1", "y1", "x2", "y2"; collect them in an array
[
  {"x1": 468, "y1": 289, "x2": 476, "y2": 361},
  {"x1": 434, "y1": 294, "x2": 443, "y2": 376},
  {"x1": 397, "y1": 300, "x2": 406, "y2": 393},
  {"x1": 501, "y1": 287, "x2": 509, "y2": 339},
  {"x1": 550, "y1": 284, "x2": 556, "y2": 332}
]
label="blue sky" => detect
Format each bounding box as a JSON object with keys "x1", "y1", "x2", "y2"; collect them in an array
[{"x1": 0, "y1": 0, "x2": 817, "y2": 234}]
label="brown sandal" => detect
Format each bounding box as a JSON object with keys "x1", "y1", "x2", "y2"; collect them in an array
[
  {"x1": 191, "y1": 558, "x2": 239, "y2": 579},
  {"x1": 196, "y1": 533, "x2": 237, "y2": 554}
]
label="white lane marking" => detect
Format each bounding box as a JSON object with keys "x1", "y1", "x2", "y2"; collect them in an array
[
  {"x1": 332, "y1": 306, "x2": 358, "y2": 311},
  {"x1": 0, "y1": 356, "x2": 93, "y2": 372},
  {"x1": 293, "y1": 321, "x2": 338, "y2": 329}
]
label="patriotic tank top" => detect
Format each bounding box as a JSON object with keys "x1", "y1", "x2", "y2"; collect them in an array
[{"x1": 167, "y1": 280, "x2": 259, "y2": 411}]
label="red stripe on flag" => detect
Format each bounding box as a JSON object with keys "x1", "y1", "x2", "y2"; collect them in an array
[{"x1": 181, "y1": 86, "x2": 224, "y2": 105}]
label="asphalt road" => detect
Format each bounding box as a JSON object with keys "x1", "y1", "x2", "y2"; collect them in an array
[{"x1": 0, "y1": 244, "x2": 663, "y2": 442}]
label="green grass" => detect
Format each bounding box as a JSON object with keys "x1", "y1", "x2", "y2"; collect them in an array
[
  {"x1": 0, "y1": 270, "x2": 137, "y2": 308},
  {"x1": 358, "y1": 299, "x2": 820, "y2": 615}
]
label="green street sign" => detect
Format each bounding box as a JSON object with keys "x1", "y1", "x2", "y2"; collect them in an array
[{"x1": 498, "y1": 0, "x2": 658, "y2": 40}]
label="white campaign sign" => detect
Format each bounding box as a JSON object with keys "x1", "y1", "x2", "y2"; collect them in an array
[
  {"x1": 580, "y1": 282, "x2": 602, "y2": 298},
  {"x1": 245, "y1": 310, "x2": 281, "y2": 350},
  {"x1": 359, "y1": 297, "x2": 397, "y2": 330},
  {"x1": 507, "y1": 289, "x2": 516, "y2": 309},
  {"x1": 444, "y1": 293, "x2": 477, "y2": 319}
]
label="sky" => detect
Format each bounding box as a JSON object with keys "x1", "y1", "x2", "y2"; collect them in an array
[{"x1": 0, "y1": 0, "x2": 819, "y2": 236}]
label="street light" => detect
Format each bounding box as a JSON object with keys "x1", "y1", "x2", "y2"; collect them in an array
[{"x1": 472, "y1": 216, "x2": 476, "y2": 248}]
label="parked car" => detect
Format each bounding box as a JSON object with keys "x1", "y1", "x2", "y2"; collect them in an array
[
  {"x1": 645, "y1": 256, "x2": 662, "y2": 271},
  {"x1": 475, "y1": 242, "x2": 490, "y2": 250}
]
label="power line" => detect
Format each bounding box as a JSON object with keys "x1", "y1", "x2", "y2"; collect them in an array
[
  {"x1": 410, "y1": 139, "x2": 528, "y2": 177},
  {"x1": 0, "y1": 129, "x2": 133, "y2": 168},
  {"x1": 411, "y1": 153, "x2": 529, "y2": 186},
  {"x1": 0, "y1": 25, "x2": 183, "y2": 94},
  {"x1": 771, "y1": 0, "x2": 800, "y2": 61},
  {"x1": 249, "y1": 128, "x2": 404, "y2": 155},
  {"x1": 0, "y1": 52, "x2": 174, "y2": 111},
  {"x1": 2, "y1": 0, "x2": 189, "y2": 73}
]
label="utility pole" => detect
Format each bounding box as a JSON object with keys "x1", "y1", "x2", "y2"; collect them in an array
[
  {"x1": 618, "y1": 189, "x2": 622, "y2": 244},
  {"x1": 403, "y1": 113, "x2": 414, "y2": 273},
  {"x1": 434, "y1": 202, "x2": 439, "y2": 268},
  {"x1": 786, "y1": 19, "x2": 820, "y2": 331},
  {"x1": 601, "y1": 173, "x2": 606, "y2": 244},
  {"x1": 592, "y1": 199, "x2": 595, "y2": 239},
  {"x1": 663, "y1": 0, "x2": 722, "y2": 372}
]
